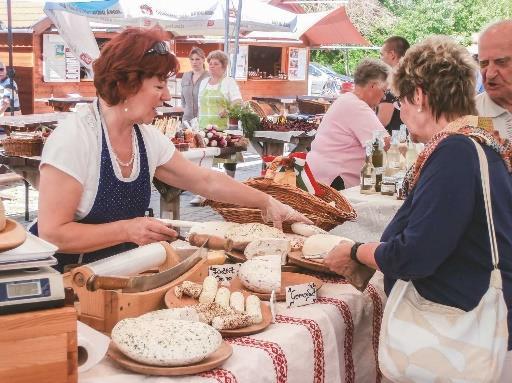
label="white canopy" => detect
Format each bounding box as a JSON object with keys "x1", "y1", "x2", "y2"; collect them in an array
[{"x1": 43, "y1": 0, "x2": 298, "y2": 72}]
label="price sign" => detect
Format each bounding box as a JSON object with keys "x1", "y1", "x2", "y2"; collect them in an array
[
  {"x1": 286, "y1": 283, "x2": 317, "y2": 308},
  {"x1": 208, "y1": 264, "x2": 241, "y2": 284}
]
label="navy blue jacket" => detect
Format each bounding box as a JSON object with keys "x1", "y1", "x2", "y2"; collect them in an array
[{"x1": 375, "y1": 135, "x2": 512, "y2": 350}]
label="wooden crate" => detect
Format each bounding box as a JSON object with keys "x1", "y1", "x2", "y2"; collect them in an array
[{"x1": 0, "y1": 306, "x2": 78, "y2": 383}]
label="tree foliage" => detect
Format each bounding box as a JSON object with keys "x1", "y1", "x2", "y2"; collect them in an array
[{"x1": 307, "y1": 0, "x2": 512, "y2": 76}]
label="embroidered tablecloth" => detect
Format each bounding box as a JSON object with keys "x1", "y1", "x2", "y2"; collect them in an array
[{"x1": 80, "y1": 273, "x2": 387, "y2": 383}]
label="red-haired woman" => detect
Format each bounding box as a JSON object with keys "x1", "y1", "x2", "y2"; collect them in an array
[{"x1": 32, "y1": 27, "x2": 310, "y2": 272}]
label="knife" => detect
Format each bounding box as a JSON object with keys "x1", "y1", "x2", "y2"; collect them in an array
[{"x1": 86, "y1": 241, "x2": 208, "y2": 292}]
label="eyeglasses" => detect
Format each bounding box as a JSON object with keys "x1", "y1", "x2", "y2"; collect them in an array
[{"x1": 144, "y1": 41, "x2": 170, "y2": 56}]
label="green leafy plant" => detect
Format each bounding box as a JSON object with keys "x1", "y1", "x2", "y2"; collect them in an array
[{"x1": 227, "y1": 102, "x2": 253, "y2": 120}]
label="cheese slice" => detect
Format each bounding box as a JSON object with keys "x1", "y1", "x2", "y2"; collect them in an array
[
  {"x1": 111, "y1": 318, "x2": 222, "y2": 366},
  {"x1": 238, "y1": 255, "x2": 281, "y2": 294},
  {"x1": 244, "y1": 238, "x2": 291, "y2": 265},
  {"x1": 225, "y1": 223, "x2": 286, "y2": 250},
  {"x1": 302, "y1": 234, "x2": 354, "y2": 259}
]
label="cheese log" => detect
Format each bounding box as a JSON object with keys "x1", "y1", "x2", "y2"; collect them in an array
[
  {"x1": 198, "y1": 276, "x2": 218, "y2": 304},
  {"x1": 181, "y1": 281, "x2": 203, "y2": 298},
  {"x1": 291, "y1": 223, "x2": 327, "y2": 237},
  {"x1": 211, "y1": 313, "x2": 253, "y2": 330},
  {"x1": 229, "y1": 291, "x2": 245, "y2": 312},
  {"x1": 214, "y1": 287, "x2": 231, "y2": 308},
  {"x1": 225, "y1": 223, "x2": 286, "y2": 250},
  {"x1": 111, "y1": 318, "x2": 222, "y2": 366},
  {"x1": 195, "y1": 302, "x2": 234, "y2": 324},
  {"x1": 302, "y1": 234, "x2": 355, "y2": 259},
  {"x1": 244, "y1": 238, "x2": 291, "y2": 265},
  {"x1": 238, "y1": 255, "x2": 281, "y2": 294},
  {"x1": 245, "y1": 295, "x2": 263, "y2": 324},
  {"x1": 174, "y1": 285, "x2": 184, "y2": 299}
]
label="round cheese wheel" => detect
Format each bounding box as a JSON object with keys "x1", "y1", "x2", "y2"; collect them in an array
[
  {"x1": 238, "y1": 255, "x2": 281, "y2": 293},
  {"x1": 302, "y1": 234, "x2": 354, "y2": 258},
  {"x1": 139, "y1": 308, "x2": 199, "y2": 322},
  {"x1": 112, "y1": 318, "x2": 222, "y2": 366}
]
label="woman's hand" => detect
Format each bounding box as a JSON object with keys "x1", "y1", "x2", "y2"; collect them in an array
[
  {"x1": 261, "y1": 196, "x2": 313, "y2": 230},
  {"x1": 218, "y1": 109, "x2": 228, "y2": 118},
  {"x1": 324, "y1": 241, "x2": 353, "y2": 275},
  {"x1": 122, "y1": 217, "x2": 178, "y2": 246}
]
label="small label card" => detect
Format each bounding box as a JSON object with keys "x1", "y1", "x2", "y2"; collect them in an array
[
  {"x1": 286, "y1": 282, "x2": 317, "y2": 308},
  {"x1": 208, "y1": 264, "x2": 241, "y2": 284}
]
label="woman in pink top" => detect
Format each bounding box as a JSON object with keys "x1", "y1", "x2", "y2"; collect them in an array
[{"x1": 307, "y1": 59, "x2": 390, "y2": 189}]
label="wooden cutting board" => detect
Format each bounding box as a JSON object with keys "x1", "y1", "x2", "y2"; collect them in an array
[
  {"x1": 0, "y1": 218, "x2": 26, "y2": 252},
  {"x1": 230, "y1": 271, "x2": 323, "y2": 301},
  {"x1": 108, "y1": 341, "x2": 232, "y2": 376}
]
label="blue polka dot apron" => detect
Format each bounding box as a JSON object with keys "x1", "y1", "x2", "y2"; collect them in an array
[{"x1": 31, "y1": 116, "x2": 151, "y2": 273}]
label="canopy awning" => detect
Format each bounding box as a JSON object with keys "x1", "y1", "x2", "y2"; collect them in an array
[{"x1": 246, "y1": 6, "x2": 368, "y2": 47}]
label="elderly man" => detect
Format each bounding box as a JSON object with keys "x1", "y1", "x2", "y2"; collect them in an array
[
  {"x1": 476, "y1": 20, "x2": 512, "y2": 141},
  {"x1": 378, "y1": 36, "x2": 410, "y2": 134}
]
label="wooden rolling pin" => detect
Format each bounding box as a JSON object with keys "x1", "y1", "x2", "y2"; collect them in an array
[{"x1": 188, "y1": 233, "x2": 233, "y2": 252}]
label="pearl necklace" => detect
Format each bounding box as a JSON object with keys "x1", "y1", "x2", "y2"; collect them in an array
[{"x1": 113, "y1": 128, "x2": 136, "y2": 167}]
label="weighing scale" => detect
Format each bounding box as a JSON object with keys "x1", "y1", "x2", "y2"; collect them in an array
[{"x1": 0, "y1": 233, "x2": 65, "y2": 314}]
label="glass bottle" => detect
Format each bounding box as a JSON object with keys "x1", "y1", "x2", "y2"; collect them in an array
[
  {"x1": 385, "y1": 130, "x2": 401, "y2": 176},
  {"x1": 372, "y1": 132, "x2": 384, "y2": 192},
  {"x1": 405, "y1": 137, "x2": 418, "y2": 169},
  {"x1": 361, "y1": 142, "x2": 376, "y2": 194}
]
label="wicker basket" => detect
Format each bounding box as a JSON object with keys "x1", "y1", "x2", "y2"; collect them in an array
[
  {"x1": 297, "y1": 99, "x2": 330, "y2": 115},
  {"x1": 2, "y1": 136, "x2": 44, "y2": 157},
  {"x1": 205, "y1": 178, "x2": 357, "y2": 232}
]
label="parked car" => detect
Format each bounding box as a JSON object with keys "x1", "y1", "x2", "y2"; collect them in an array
[{"x1": 308, "y1": 62, "x2": 353, "y2": 96}]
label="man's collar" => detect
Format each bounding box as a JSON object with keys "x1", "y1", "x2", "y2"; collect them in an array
[{"x1": 477, "y1": 92, "x2": 510, "y2": 117}]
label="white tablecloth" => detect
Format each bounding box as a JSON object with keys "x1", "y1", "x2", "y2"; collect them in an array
[
  {"x1": 80, "y1": 273, "x2": 387, "y2": 383},
  {"x1": 331, "y1": 187, "x2": 403, "y2": 242}
]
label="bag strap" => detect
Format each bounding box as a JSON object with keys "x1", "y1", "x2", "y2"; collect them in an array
[{"x1": 469, "y1": 138, "x2": 500, "y2": 269}]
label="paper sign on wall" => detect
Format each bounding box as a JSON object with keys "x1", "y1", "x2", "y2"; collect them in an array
[
  {"x1": 288, "y1": 47, "x2": 307, "y2": 81},
  {"x1": 209, "y1": 264, "x2": 241, "y2": 284},
  {"x1": 286, "y1": 282, "x2": 317, "y2": 308},
  {"x1": 43, "y1": 34, "x2": 80, "y2": 83}
]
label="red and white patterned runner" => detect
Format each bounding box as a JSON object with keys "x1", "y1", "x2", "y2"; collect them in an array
[
  {"x1": 199, "y1": 368, "x2": 238, "y2": 383},
  {"x1": 226, "y1": 337, "x2": 288, "y2": 382},
  {"x1": 275, "y1": 314, "x2": 326, "y2": 383}
]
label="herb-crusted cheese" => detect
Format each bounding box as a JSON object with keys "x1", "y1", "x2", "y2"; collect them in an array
[
  {"x1": 302, "y1": 234, "x2": 354, "y2": 259},
  {"x1": 244, "y1": 238, "x2": 291, "y2": 264},
  {"x1": 238, "y1": 255, "x2": 281, "y2": 293},
  {"x1": 225, "y1": 223, "x2": 286, "y2": 250},
  {"x1": 111, "y1": 318, "x2": 222, "y2": 366}
]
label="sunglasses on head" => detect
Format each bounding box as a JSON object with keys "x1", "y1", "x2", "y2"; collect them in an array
[{"x1": 144, "y1": 41, "x2": 170, "y2": 56}]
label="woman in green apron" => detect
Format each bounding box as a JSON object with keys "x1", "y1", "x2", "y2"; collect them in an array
[{"x1": 198, "y1": 50, "x2": 243, "y2": 178}]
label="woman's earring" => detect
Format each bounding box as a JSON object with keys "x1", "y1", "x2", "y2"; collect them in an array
[
  {"x1": 417, "y1": 107, "x2": 422, "y2": 113},
  {"x1": 123, "y1": 100, "x2": 128, "y2": 113}
]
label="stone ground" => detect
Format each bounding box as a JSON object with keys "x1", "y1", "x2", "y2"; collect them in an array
[{"x1": 1, "y1": 151, "x2": 263, "y2": 228}]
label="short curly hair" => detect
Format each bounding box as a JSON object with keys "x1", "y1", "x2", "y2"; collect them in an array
[
  {"x1": 392, "y1": 36, "x2": 477, "y2": 122},
  {"x1": 93, "y1": 27, "x2": 179, "y2": 106},
  {"x1": 207, "y1": 50, "x2": 229, "y2": 70},
  {"x1": 353, "y1": 59, "x2": 390, "y2": 87}
]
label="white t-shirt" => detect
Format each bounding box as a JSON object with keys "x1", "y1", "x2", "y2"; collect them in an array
[
  {"x1": 40, "y1": 99, "x2": 175, "y2": 220},
  {"x1": 198, "y1": 76, "x2": 242, "y2": 106},
  {"x1": 476, "y1": 92, "x2": 512, "y2": 141}
]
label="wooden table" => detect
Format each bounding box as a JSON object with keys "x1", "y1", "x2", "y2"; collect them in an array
[
  {"x1": 0, "y1": 112, "x2": 70, "y2": 134},
  {"x1": 47, "y1": 97, "x2": 95, "y2": 112},
  {"x1": 249, "y1": 130, "x2": 316, "y2": 163}
]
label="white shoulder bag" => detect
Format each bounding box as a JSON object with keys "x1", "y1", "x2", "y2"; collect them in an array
[{"x1": 378, "y1": 138, "x2": 508, "y2": 382}]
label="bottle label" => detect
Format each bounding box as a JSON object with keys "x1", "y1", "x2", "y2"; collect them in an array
[
  {"x1": 389, "y1": 161, "x2": 400, "y2": 169},
  {"x1": 363, "y1": 176, "x2": 375, "y2": 186},
  {"x1": 381, "y1": 183, "x2": 396, "y2": 194},
  {"x1": 375, "y1": 167, "x2": 384, "y2": 175}
]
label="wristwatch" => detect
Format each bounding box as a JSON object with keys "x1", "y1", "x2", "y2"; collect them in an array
[{"x1": 350, "y1": 242, "x2": 364, "y2": 265}]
